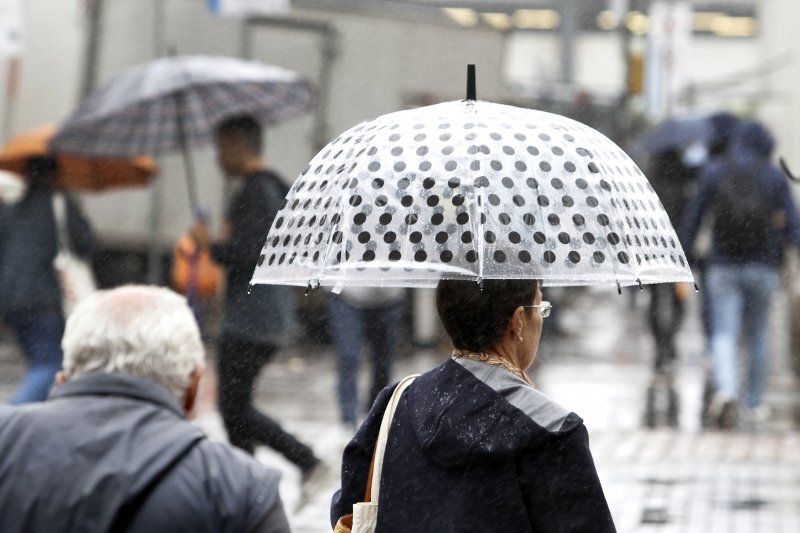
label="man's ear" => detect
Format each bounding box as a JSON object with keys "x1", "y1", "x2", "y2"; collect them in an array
[
  {"x1": 183, "y1": 363, "x2": 205, "y2": 418},
  {"x1": 54, "y1": 371, "x2": 69, "y2": 386}
]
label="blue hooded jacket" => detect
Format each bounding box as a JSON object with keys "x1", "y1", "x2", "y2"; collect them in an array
[
  {"x1": 331, "y1": 359, "x2": 615, "y2": 532},
  {"x1": 680, "y1": 120, "x2": 800, "y2": 267}
]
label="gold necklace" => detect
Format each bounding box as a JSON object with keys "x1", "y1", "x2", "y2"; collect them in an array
[{"x1": 452, "y1": 350, "x2": 533, "y2": 386}]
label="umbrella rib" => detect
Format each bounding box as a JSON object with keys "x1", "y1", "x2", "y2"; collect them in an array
[
  {"x1": 594, "y1": 157, "x2": 638, "y2": 286},
  {"x1": 316, "y1": 182, "x2": 349, "y2": 287}
]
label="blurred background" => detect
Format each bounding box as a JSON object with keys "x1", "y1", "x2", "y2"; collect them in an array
[
  {"x1": 2, "y1": 2, "x2": 800, "y2": 530},
  {"x1": 1, "y1": 0, "x2": 796, "y2": 292}
]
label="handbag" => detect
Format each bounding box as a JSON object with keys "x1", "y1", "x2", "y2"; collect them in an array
[
  {"x1": 334, "y1": 374, "x2": 418, "y2": 533},
  {"x1": 171, "y1": 234, "x2": 222, "y2": 298},
  {"x1": 52, "y1": 193, "x2": 96, "y2": 315}
]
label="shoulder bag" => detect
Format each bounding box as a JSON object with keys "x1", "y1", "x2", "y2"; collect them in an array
[
  {"x1": 52, "y1": 193, "x2": 96, "y2": 315},
  {"x1": 334, "y1": 374, "x2": 418, "y2": 533}
]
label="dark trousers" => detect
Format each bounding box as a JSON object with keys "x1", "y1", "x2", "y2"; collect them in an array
[
  {"x1": 217, "y1": 335, "x2": 317, "y2": 470},
  {"x1": 648, "y1": 284, "x2": 685, "y2": 372}
]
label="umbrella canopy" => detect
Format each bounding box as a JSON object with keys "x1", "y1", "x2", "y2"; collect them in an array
[
  {"x1": 642, "y1": 116, "x2": 714, "y2": 155},
  {"x1": 0, "y1": 125, "x2": 157, "y2": 191},
  {"x1": 250, "y1": 99, "x2": 695, "y2": 289},
  {"x1": 50, "y1": 55, "x2": 316, "y2": 157}
]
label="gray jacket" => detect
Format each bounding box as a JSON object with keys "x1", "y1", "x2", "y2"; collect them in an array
[{"x1": 0, "y1": 372, "x2": 290, "y2": 533}]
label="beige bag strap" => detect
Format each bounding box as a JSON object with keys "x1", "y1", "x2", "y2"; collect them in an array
[{"x1": 369, "y1": 374, "x2": 418, "y2": 503}]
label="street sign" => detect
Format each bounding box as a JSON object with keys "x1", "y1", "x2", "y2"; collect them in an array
[{"x1": 207, "y1": 0, "x2": 290, "y2": 17}]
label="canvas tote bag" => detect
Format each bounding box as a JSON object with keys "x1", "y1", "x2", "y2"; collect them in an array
[
  {"x1": 52, "y1": 193, "x2": 96, "y2": 315},
  {"x1": 334, "y1": 374, "x2": 419, "y2": 533}
]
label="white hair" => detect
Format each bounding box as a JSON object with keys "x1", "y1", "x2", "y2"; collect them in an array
[{"x1": 61, "y1": 285, "x2": 204, "y2": 403}]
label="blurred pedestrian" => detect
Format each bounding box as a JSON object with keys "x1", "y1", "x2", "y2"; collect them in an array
[
  {"x1": 332, "y1": 279, "x2": 615, "y2": 532},
  {"x1": 193, "y1": 115, "x2": 324, "y2": 487},
  {"x1": 0, "y1": 156, "x2": 93, "y2": 404},
  {"x1": 0, "y1": 286, "x2": 289, "y2": 532},
  {"x1": 681, "y1": 119, "x2": 800, "y2": 429},
  {"x1": 326, "y1": 286, "x2": 406, "y2": 429},
  {"x1": 643, "y1": 145, "x2": 705, "y2": 427}
]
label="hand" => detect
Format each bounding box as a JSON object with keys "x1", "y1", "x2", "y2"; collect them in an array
[{"x1": 189, "y1": 221, "x2": 212, "y2": 248}]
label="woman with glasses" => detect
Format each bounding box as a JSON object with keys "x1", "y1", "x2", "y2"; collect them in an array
[{"x1": 331, "y1": 279, "x2": 615, "y2": 532}]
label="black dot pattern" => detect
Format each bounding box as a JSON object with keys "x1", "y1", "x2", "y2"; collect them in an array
[{"x1": 251, "y1": 101, "x2": 694, "y2": 287}]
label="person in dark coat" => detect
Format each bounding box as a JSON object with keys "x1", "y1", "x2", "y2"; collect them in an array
[
  {"x1": 191, "y1": 115, "x2": 323, "y2": 484},
  {"x1": 0, "y1": 285, "x2": 289, "y2": 532},
  {"x1": 331, "y1": 279, "x2": 615, "y2": 532},
  {"x1": 681, "y1": 119, "x2": 800, "y2": 428},
  {"x1": 0, "y1": 156, "x2": 93, "y2": 403}
]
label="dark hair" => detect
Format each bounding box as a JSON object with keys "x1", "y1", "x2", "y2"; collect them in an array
[
  {"x1": 215, "y1": 115, "x2": 262, "y2": 153},
  {"x1": 436, "y1": 279, "x2": 538, "y2": 352}
]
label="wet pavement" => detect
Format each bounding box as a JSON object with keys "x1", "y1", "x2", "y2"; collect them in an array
[{"x1": 2, "y1": 284, "x2": 800, "y2": 532}]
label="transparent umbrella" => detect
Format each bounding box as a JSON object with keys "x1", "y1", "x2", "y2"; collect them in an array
[{"x1": 251, "y1": 74, "x2": 694, "y2": 290}]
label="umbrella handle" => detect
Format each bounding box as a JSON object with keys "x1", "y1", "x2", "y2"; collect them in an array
[{"x1": 780, "y1": 157, "x2": 800, "y2": 182}]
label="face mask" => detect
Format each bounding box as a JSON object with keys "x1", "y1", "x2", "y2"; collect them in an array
[{"x1": 681, "y1": 142, "x2": 708, "y2": 168}]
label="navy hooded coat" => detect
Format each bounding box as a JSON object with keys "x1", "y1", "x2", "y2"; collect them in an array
[{"x1": 331, "y1": 358, "x2": 616, "y2": 532}]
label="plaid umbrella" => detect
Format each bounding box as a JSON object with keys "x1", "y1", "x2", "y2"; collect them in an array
[
  {"x1": 51, "y1": 56, "x2": 315, "y2": 209},
  {"x1": 52, "y1": 55, "x2": 315, "y2": 157}
]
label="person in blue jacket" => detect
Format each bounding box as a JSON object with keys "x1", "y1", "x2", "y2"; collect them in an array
[
  {"x1": 0, "y1": 156, "x2": 93, "y2": 403},
  {"x1": 332, "y1": 279, "x2": 615, "y2": 532},
  {"x1": 681, "y1": 119, "x2": 800, "y2": 428}
]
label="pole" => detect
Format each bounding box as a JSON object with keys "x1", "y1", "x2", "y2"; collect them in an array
[
  {"x1": 558, "y1": 1, "x2": 579, "y2": 86},
  {"x1": 146, "y1": 0, "x2": 168, "y2": 284},
  {"x1": 81, "y1": 0, "x2": 104, "y2": 99}
]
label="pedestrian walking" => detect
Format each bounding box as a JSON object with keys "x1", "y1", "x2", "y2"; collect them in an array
[
  {"x1": 0, "y1": 285, "x2": 290, "y2": 532},
  {"x1": 326, "y1": 286, "x2": 406, "y2": 430},
  {"x1": 331, "y1": 279, "x2": 615, "y2": 532},
  {"x1": 642, "y1": 143, "x2": 705, "y2": 427},
  {"x1": 0, "y1": 156, "x2": 94, "y2": 404},
  {"x1": 681, "y1": 119, "x2": 800, "y2": 428},
  {"x1": 191, "y1": 115, "x2": 325, "y2": 487}
]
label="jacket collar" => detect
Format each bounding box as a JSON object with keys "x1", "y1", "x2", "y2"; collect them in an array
[{"x1": 49, "y1": 372, "x2": 186, "y2": 418}]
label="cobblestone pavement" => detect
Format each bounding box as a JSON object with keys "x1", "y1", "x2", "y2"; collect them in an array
[{"x1": 2, "y1": 285, "x2": 800, "y2": 532}]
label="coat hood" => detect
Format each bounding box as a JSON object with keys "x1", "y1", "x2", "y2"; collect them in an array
[
  {"x1": 403, "y1": 360, "x2": 579, "y2": 468},
  {"x1": 732, "y1": 119, "x2": 774, "y2": 161}
]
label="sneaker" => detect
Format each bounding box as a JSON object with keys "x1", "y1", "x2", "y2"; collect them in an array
[
  {"x1": 296, "y1": 460, "x2": 334, "y2": 510},
  {"x1": 707, "y1": 393, "x2": 737, "y2": 430},
  {"x1": 741, "y1": 404, "x2": 770, "y2": 431}
]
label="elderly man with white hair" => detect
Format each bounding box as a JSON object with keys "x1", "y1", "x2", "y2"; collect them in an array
[{"x1": 0, "y1": 285, "x2": 290, "y2": 533}]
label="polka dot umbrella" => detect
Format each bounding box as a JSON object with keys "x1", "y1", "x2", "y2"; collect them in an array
[{"x1": 251, "y1": 78, "x2": 694, "y2": 290}]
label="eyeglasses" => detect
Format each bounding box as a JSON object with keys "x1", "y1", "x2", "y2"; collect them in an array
[{"x1": 523, "y1": 301, "x2": 552, "y2": 318}]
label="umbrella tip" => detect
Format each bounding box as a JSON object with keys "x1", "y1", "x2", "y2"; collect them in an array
[
  {"x1": 694, "y1": 282, "x2": 700, "y2": 293},
  {"x1": 466, "y1": 64, "x2": 476, "y2": 101},
  {"x1": 616, "y1": 281, "x2": 622, "y2": 295}
]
